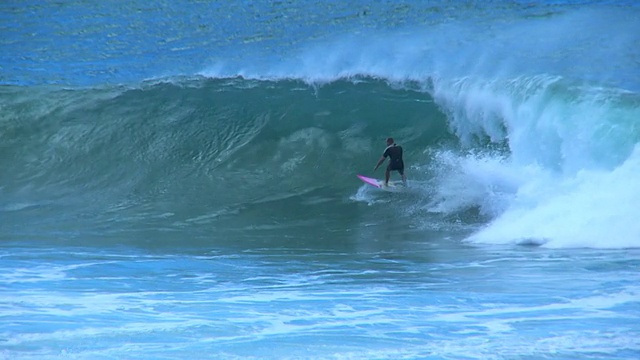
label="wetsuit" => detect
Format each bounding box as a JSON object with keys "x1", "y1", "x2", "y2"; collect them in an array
[{"x1": 383, "y1": 144, "x2": 404, "y2": 174}]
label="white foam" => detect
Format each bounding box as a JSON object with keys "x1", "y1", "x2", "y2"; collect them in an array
[
  {"x1": 198, "y1": 7, "x2": 639, "y2": 93},
  {"x1": 468, "y1": 146, "x2": 640, "y2": 248},
  {"x1": 427, "y1": 151, "x2": 532, "y2": 218},
  {"x1": 425, "y1": 64, "x2": 640, "y2": 249}
]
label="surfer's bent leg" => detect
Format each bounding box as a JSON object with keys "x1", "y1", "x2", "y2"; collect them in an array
[{"x1": 399, "y1": 168, "x2": 406, "y2": 186}]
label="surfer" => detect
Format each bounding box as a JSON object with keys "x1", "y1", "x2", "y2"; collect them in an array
[{"x1": 373, "y1": 137, "x2": 407, "y2": 187}]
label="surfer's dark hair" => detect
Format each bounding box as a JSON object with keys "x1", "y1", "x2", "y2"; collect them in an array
[{"x1": 386, "y1": 137, "x2": 394, "y2": 144}]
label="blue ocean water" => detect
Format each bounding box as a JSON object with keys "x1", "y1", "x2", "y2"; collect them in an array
[{"x1": 2, "y1": 1, "x2": 640, "y2": 359}]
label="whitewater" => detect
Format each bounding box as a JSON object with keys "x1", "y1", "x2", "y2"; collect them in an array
[{"x1": 1, "y1": 1, "x2": 639, "y2": 359}]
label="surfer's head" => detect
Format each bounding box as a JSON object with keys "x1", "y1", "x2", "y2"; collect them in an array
[{"x1": 386, "y1": 137, "x2": 394, "y2": 145}]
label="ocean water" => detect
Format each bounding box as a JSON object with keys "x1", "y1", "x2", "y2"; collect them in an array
[{"x1": 1, "y1": 1, "x2": 640, "y2": 359}]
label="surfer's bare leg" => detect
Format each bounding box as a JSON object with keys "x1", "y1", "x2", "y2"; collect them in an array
[
  {"x1": 397, "y1": 169, "x2": 406, "y2": 186},
  {"x1": 385, "y1": 169, "x2": 390, "y2": 186}
]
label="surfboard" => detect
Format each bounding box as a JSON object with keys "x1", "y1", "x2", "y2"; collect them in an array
[{"x1": 357, "y1": 174, "x2": 406, "y2": 192}]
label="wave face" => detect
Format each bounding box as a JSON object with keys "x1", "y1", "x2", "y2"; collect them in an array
[
  {"x1": 2, "y1": 73, "x2": 639, "y2": 249},
  {"x1": 0, "y1": 79, "x2": 452, "y2": 244}
]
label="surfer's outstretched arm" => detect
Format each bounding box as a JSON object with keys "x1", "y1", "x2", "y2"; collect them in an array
[{"x1": 373, "y1": 156, "x2": 385, "y2": 171}]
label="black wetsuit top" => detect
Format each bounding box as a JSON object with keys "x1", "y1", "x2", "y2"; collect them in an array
[{"x1": 383, "y1": 144, "x2": 404, "y2": 173}]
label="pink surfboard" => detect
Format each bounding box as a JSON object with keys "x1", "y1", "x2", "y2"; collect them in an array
[
  {"x1": 357, "y1": 174, "x2": 382, "y2": 188},
  {"x1": 357, "y1": 175, "x2": 405, "y2": 192}
]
